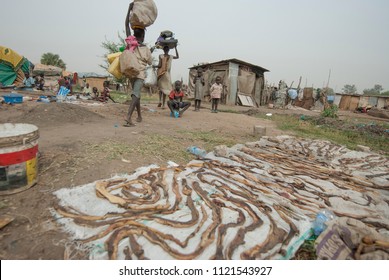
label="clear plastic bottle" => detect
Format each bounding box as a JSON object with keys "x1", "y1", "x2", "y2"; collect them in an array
[
  {"x1": 187, "y1": 146, "x2": 207, "y2": 159},
  {"x1": 313, "y1": 209, "x2": 336, "y2": 236}
]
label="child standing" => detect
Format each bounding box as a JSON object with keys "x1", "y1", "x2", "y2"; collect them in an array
[
  {"x1": 193, "y1": 68, "x2": 205, "y2": 111},
  {"x1": 210, "y1": 76, "x2": 223, "y2": 113},
  {"x1": 156, "y1": 45, "x2": 179, "y2": 109}
]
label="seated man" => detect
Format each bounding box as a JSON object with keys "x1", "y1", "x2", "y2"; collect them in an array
[
  {"x1": 36, "y1": 74, "x2": 45, "y2": 91},
  {"x1": 83, "y1": 83, "x2": 92, "y2": 96},
  {"x1": 23, "y1": 72, "x2": 35, "y2": 88},
  {"x1": 167, "y1": 81, "x2": 191, "y2": 117}
]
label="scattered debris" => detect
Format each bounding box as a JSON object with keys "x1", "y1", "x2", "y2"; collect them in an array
[{"x1": 0, "y1": 216, "x2": 14, "y2": 230}]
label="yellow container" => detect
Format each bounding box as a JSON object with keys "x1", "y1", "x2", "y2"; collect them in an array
[
  {"x1": 107, "y1": 52, "x2": 122, "y2": 64},
  {"x1": 108, "y1": 57, "x2": 123, "y2": 79}
]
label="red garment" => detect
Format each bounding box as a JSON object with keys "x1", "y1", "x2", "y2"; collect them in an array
[
  {"x1": 169, "y1": 90, "x2": 184, "y2": 100},
  {"x1": 73, "y1": 73, "x2": 78, "y2": 84}
]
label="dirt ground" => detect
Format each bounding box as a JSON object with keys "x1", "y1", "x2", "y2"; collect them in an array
[{"x1": 0, "y1": 91, "x2": 384, "y2": 260}]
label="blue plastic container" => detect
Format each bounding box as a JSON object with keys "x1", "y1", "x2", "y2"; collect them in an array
[{"x1": 3, "y1": 93, "x2": 23, "y2": 104}]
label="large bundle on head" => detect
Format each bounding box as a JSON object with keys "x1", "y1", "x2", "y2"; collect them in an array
[
  {"x1": 130, "y1": 0, "x2": 158, "y2": 29},
  {"x1": 155, "y1": 30, "x2": 178, "y2": 49}
]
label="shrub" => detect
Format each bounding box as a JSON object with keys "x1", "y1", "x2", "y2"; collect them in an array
[{"x1": 321, "y1": 105, "x2": 338, "y2": 118}]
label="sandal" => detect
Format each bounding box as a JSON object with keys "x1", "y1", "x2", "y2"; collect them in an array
[{"x1": 123, "y1": 122, "x2": 136, "y2": 127}]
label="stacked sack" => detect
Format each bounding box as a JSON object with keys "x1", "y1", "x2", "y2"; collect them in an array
[{"x1": 108, "y1": 0, "x2": 158, "y2": 79}]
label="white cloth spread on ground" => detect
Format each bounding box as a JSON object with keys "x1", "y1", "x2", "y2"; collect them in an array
[{"x1": 52, "y1": 136, "x2": 389, "y2": 260}]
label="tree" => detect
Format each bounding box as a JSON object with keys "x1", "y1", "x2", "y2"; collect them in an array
[
  {"x1": 363, "y1": 84, "x2": 383, "y2": 96},
  {"x1": 40, "y1": 52, "x2": 66, "y2": 69},
  {"x1": 342, "y1": 84, "x2": 357, "y2": 94},
  {"x1": 381, "y1": 90, "x2": 389, "y2": 96}
]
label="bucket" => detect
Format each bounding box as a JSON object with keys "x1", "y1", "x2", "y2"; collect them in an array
[{"x1": 0, "y1": 123, "x2": 39, "y2": 195}]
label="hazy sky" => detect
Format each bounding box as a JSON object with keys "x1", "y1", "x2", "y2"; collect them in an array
[{"x1": 1, "y1": 0, "x2": 388, "y2": 92}]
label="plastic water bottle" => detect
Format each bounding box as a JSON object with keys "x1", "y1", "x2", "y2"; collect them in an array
[
  {"x1": 170, "y1": 110, "x2": 179, "y2": 118},
  {"x1": 187, "y1": 146, "x2": 207, "y2": 159},
  {"x1": 313, "y1": 209, "x2": 336, "y2": 236}
]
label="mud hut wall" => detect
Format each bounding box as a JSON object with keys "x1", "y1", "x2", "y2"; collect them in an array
[
  {"x1": 187, "y1": 68, "x2": 197, "y2": 96},
  {"x1": 188, "y1": 65, "x2": 228, "y2": 99},
  {"x1": 339, "y1": 95, "x2": 351, "y2": 110},
  {"x1": 237, "y1": 69, "x2": 255, "y2": 107},
  {"x1": 339, "y1": 95, "x2": 389, "y2": 110},
  {"x1": 238, "y1": 68, "x2": 255, "y2": 95},
  {"x1": 255, "y1": 76, "x2": 265, "y2": 106},
  {"x1": 78, "y1": 77, "x2": 107, "y2": 92},
  {"x1": 358, "y1": 96, "x2": 369, "y2": 108},
  {"x1": 188, "y1": 61, "x2": 267, "y2": 107},
  {"x1": 207, "y1": 67, "x2": 228, "y2": 104},
  {"x1": 295, "y1": 88, "x2": 314, "y2": 110},
  {"x1": 349, "y1": 96, "x2": 360, "y2": 111},
  {"x1": 377, "y1": 97, "x2": 389, "y2": 109}
]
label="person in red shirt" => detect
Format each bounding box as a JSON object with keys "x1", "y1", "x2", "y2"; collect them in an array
[{"x1": 167, "y1": 81, "x2": 191, "y2": 117}]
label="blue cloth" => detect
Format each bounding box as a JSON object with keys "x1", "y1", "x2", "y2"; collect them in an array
[
  {"x1": 23, "y1": 77, "x2": 35, "y2": 87},
  {"x1": 57, "y1": 86, "x2": 70, "y2": 96},
  {"x1": 288, "y1": 89, "x2": 298, "y2": 100}
]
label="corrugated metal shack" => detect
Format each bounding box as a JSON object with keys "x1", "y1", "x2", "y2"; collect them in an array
[
  {"x1": 188, "y1": 59, "x2": 269, "y2": 107},
  {"x1": 334, "y1": 94, "x2": 389, "y2": 110}
]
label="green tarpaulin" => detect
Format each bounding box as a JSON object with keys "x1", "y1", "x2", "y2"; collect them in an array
[{"x1": 0, "y1": 46, "x2": 32, "y2": 86}]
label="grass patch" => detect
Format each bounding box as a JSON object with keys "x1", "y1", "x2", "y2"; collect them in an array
[
  {"x1": 110, "y1": 91, "x2": 159, "y2": 104},
  {"x1": 141, "y1": 94, "x2": 159, "y2": 104},
  {"x1": 110, "y1": 91, "x2": 128, "y2": 104},
  {"x1": 178, "y1": 130, "x2": 237, "y2": 151},
  {"x1": 83, "y1": 134, "x2": 190, "y2": 163},
  {"x1": 132, "y1": 134, "x2": 191, "y2": 163},
  {"x1": 83, "y1": 130, "x2": 244, "y2": 164},
  {"x1": 84, "y1": 141, "x2": 134, "y2": 160},
  {"x1": 267, "y1": 114, "x2": 389, "y2": 155}
]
